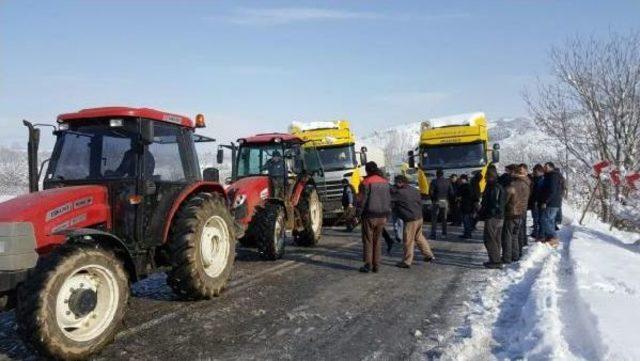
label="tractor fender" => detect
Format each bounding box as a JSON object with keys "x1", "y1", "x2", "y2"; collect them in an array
[
  {"x1": 63, "y1": 228, "x2": 139, "y2": 282},
  {"x1": 161, "y1": 181, "x2": 227, "y2": 244}
]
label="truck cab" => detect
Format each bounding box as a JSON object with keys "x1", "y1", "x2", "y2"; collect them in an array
[
  {"x1": 289, "y1": 120, "x2": 368, "y2": 221},
  {"x1": 408, "y1": 113, "x2": 499, "y2": 203}
]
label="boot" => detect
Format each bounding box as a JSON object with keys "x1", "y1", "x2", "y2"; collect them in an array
[
  {"x1": 395, "y1": 262, "x2": 410, "y2": 269},
  {"x1": 359, "y1": 264, "x2": 371, "y2": 273}
]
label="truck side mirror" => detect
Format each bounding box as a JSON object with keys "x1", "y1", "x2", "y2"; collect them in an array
[
  {"x1": 408, "y1": 150, "x2": 415, "y2": 169},
  {"x1": 216, "y1": 148, "x2": 224, "y2": 164},
  {"x1": 141, "y1": 120, "x2": 154, "y2": 144},
  {"x1": 203, "y1": 167, "x2": 220, "y2": 182},
  {"x1": 492, "y1": 150, "x2": 500, "y2": 163}
]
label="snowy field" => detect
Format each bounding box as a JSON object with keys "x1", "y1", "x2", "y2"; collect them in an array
[{"x1": 432, "y1": 205, "x2": 640, "y2": 360}]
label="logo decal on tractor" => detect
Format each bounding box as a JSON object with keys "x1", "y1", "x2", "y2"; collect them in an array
[
  {"x1": 46, "y1": 202, "x2": 73, "y2": 221},
  {"x1": 46, "y1": 197, "x2": 94, "y2": 222},
  {"x1": 51, "y1": 213, "x2": 87, "y2": 233},
  {"x1": 74, "y1": 196, "x2": 93, "y2": 209},
  {"x1": 163, "y1": 114, "x2": 183, "y2": 124}
]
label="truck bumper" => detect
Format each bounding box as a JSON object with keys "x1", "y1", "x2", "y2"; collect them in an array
[{"x1": 0, "y1": 269, "x2": 29, "y2": 293}]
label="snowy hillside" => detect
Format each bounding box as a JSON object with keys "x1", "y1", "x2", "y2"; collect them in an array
[{"x1": 360, "y1": 114, "x2": 561, "y2": 170}]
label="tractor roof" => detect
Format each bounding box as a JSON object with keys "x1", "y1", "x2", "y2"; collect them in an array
[
  {"x1": 239, "y1": 133, "x2": 303, "y2": 145},
  {"x1": 57, "y1": 107, "x2": 194, "y2": 128}
]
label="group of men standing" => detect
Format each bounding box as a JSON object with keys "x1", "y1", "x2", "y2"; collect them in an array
[
  {"x1": 480, "y1": 162, "x2": 565, "y2": 269},
  {"x1": 344, "y1": 159, "x2": 566, "y2": 273}
]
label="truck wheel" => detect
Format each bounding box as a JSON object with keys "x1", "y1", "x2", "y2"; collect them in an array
[
  {"x1": 294, "y1": 188, "x2": 323, "y2": 246},
  {"x1": 253, "y1": 203, "x2": 286, "y2": 260},
  {"x1": 15, "y1": 245, "x2": 129, "y2": 360},
  {"x1": 168, "y1": 192, "x2": 236, "y2": 299}
]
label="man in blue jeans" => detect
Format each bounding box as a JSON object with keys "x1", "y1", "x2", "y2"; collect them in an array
[{"x1": 539, "y1": 162, "x2": 563, "y2": 247}]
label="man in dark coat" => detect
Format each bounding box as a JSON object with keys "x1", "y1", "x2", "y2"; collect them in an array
[
  {"x1": 501, "y1": 165, "x2": 531, "y2": 263},
  {"x1": 529, "y1": 164, "x2": 545, "y2": 239},
  {"x1": 341, "y1": 179, "x2": 358, "y2": 232},
  {"x1": 357, "y1": 161, "x2": 392, "y2": 273},
  {"x1": 392, "y1": 175, "x2": 435, "y2": 268},
  {"x1": 429, "y1": 168, "x2": 455, "y2": 239},
  {"x1": 457, "y1": 174, "x2": 476, "y2": 238},
  {"x1": 479, "y1": 169, "x2": 506, "y2": 269},
  {"x1": 539, "y1": 162, "x2": 563, "y2": 247}
]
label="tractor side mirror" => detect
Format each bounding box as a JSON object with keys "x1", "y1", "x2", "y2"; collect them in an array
[
  {"x1": 216, "y1": 148, "x2": 224, "y2": 164},
  {"x1": 141, "y1": 120, "x2": 154, "y2": 144},
  {"x1": 203, "y1": 167, "x2": 220, "y2": 182},
  {"x1": 408, "y1": 150, "x2": 416, "y2": 169},
  {"x1": 493, "y1": 143, "x2": 500, "y2": 150},
  {"x1": 492, "y1": 150, "x2": 500, "y2": 163}
]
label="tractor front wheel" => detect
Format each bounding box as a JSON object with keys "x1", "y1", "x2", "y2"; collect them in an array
[
  {"x1": 15, "y1": 245, "x2": 129, "y2": 360},
  {"x1": 167, "y1": 192, "x2": 236, "y2": 299},
  {"x1": 294, "y1": 187, "x2": 323, "y2": 246},
  {"x1": 253, "y1": 203, "x2": 286, "y2": 260}
]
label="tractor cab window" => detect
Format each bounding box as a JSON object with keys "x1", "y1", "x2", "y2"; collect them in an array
[
  {"x1": 47, "y1": 123, "x2": 138, "y2": 181},
  {"x1": 236, "y1": 144, "x2": 284, "y2": 178},
  {"x1": 148, "y1": 123, "x2": 187, "y2": 182}
]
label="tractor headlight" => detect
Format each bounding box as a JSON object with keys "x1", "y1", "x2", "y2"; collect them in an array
[
  {"x1": 259, "y1": 188, "x2": 269, "y2": 200},
  {"x1": 233, "y1": 194, "x2": 247, "y2": 208}
]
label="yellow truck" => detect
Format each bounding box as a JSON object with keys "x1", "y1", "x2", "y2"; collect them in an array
[
  {"x1": 408, "y1": 112, "x2": 500, "y2": 200},
  {"x1": 290, "y1": 120, "x2": 378, "y2": 220}
]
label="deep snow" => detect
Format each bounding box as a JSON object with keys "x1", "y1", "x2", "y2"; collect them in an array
[{"x1": 430, "y1": 206, "x2": 640, "y2": 360}]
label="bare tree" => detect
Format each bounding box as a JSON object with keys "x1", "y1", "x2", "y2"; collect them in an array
[{"x1": 524, "y1": 32, "x2": 640, "y2": 222}]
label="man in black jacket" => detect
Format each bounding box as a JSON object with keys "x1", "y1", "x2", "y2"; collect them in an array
[
  {"x1": 429, "y1": 169, "x2": 455, "y2": 239},
  {"x1": 479, "y1": 169, "x2": 506, "y2": 269},
  {"x1": 457, "y1": 174, "x2": 476, "y2": 238},
  {"x1": 539, "y1": 162, "x2": 563, "y2": 247},
  {"x1": 392, "y1": 175, "x2": 435, "y2": 268}
]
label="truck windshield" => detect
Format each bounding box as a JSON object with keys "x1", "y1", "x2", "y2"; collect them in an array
[
  {"x1": 236, "y1": 144, "x2": 286, "y2": 178},
  {"x1": 420, "y1": 142, "x2": 486, "y2": 170},
  {"x1": 305, "y1": 144, "x2": 356, "y2": 172},
  {"x1": 46, "y1": 125, "x2": 140, "y2": 181}
]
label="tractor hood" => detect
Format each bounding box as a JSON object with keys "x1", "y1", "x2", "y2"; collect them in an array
[
  {"x1": 226, "y1": 176, "x2": 269, "y2": 225},
  {"x1": 0, "y1": 185, "x2": 111, "y2": 252}
]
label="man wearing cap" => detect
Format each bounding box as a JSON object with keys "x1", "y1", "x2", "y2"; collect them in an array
[
  {"x1": 265, "y1": 150, "x2": 287, "y2": 199},
  {"x1": 392, "y1": 175, "x2": 435, "y2": 269},
  {"x1": 357, "y1": 161, "x2": 391, "y2": 273}
]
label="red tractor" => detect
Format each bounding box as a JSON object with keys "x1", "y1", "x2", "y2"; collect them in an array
[
  {"x1": 0, "y1": 107, "x2": 237, "y2": 359},
  {"x1": 218, "y1": 133, "x2": 323, "y2": 260}
]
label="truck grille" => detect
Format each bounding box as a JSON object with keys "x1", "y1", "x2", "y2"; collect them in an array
[{"x1": 317, "y1": 179, "x2": 344, "y2": 201}]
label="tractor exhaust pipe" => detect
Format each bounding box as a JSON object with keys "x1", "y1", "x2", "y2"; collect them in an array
[{"x1": 23, "y1": 120, "x2": 40, "y2": 193}]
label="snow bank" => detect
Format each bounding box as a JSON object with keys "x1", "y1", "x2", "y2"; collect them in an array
[
  {"x1": 0, "y1": 195, "x2": 15, "y2": 203},
  {"x1": 433, "y1": 206, "x2": 640, "y2": 360}
]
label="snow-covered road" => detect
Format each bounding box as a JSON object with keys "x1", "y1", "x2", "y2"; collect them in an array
[{"x1": 433, "y1": 207, "x2": 640, "y2": 360}]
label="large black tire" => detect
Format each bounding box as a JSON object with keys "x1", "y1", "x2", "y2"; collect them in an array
[
  {"x1": 252, "y1": 203, "x2": 286, "y2": 260},
  {"x1": 294, "y1": 187, "x2": 323, "y2": 246},
  {"x1": 167, "y1": 192, "x2": 236, "y2": 299},
  {"x1": 15, "y1": 244, "x2": 129, "y2": 360}
]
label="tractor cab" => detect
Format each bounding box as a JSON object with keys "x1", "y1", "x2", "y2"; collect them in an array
[{"x1": 218, "y1": 133, "x2": 324, "y2": 260}]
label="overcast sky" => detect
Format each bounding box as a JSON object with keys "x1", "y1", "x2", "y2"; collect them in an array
[{"x1": 1, "y1": 0, "x2": 638, "y2": 148}]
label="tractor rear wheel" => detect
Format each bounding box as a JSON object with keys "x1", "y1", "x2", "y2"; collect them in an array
[
  {"x1": 253, "y1": 203, "x2": 286, "y2": 260},
  {"x1": 167, "y1": 192, "x2": 236, "y2": 299},
  {"x1": 15, "y1": 245, "x2": 129, "y2": 360},
  {"x1": 294, "y1": 187, "x2": 323, "y2": 246}
]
